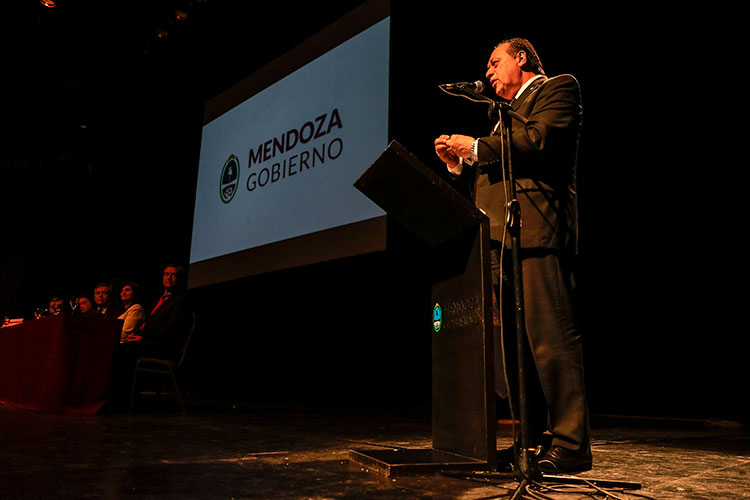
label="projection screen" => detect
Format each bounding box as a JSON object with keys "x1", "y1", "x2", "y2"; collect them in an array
[{"x1": 188, "y1": 1, "x2": 390, "y2": 289}]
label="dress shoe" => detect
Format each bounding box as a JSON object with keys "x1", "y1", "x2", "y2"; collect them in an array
[{"x1": 538, "y1": 445, "x2": 592, "y2": 475}]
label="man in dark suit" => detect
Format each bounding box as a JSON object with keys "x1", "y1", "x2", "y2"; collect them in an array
[
  {"x1": 76, "y1": 292, "x2": 98, "y2": 316},
  {"x1": 138, "y1": 264, "x2": 193, "y2": 361},
  {"x1": 94, "y1": 283, "x2": 116, "y2": 317},
  {"x1": 434, "y1": 38, "x2": 590, "y2": 474}
]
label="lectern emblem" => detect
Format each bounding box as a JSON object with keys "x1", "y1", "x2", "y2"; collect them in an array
[
  {"x1": 220, "y1": 154, "x2": 240, "y2": 204},
  {"x1": 433, "y1": 303, "x2": 442, "y2": 333}
]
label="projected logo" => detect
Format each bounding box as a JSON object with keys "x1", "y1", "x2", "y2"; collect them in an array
[
  {"x1": 220, "y1": 154, "x2": 241, "y2": 204},
  {"x1": 433, "y1": 303, "x2": 442, "y2": 333}
]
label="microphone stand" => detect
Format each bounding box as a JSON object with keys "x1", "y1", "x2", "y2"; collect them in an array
[
  {"x1": 479, "y1": 100, "x2": 538, "y2": 499},
  {"x1": 439, "y1": 85, "x2": 642, "y2": 497},
  {"x1": 497, "y1": 100, "x2": 543, "y2": 499}
]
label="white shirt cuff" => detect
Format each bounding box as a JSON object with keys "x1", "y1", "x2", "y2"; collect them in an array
[{"x1": 447, "y1": 159, "x2": 464, "y2": 176}]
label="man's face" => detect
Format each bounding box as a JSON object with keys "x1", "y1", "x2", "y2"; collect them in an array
[
  {"x1": 78, "y1": 297, "x2": 93, "y2": 313},
  {"x1": 94, "y1": 286, "x2": 110, "y2": 306},
  {"x1": 162, "y1": 267, "x2": 181, "y2": 291},
  {"x1": 485, "y1": 43, "x2": 525, "y2": 100}
]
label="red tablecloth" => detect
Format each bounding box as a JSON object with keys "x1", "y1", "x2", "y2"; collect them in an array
[{"x1": 0, "y1": 315, "x2": 122, "y2": 414}]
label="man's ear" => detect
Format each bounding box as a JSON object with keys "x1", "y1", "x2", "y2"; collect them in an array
[{"x1": 516, "y1": 50, "x2": 527, "y2": 68}]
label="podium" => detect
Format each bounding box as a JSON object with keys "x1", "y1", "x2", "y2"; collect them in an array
[{"x1": 349, "y1": 141, "x2": 496, "y2": 475}]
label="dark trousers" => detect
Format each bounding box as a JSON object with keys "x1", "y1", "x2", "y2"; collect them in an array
[{"x1": 492, "y1": 244, "x2": 590, "y2": 452}]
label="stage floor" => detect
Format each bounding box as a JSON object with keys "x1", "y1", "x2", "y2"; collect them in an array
[{"x1": 1, "y1": 399, "x2": 748, "y2": 499}]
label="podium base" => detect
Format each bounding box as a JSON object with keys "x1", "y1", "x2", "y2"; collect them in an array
[{"x1": 349, "y1": 448, "x2": 494, "y2": 477}]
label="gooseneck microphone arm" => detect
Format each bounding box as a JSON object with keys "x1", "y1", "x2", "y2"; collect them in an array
[
  {"x1": 438, "y1": 80, "x2": 495, "y2": 104},
  {"x1": 440, "y1": 80, "x2": 485, "y2": 92},
  {"x1": 438, "y1": 81, "x2": 527, "y2": 124}
]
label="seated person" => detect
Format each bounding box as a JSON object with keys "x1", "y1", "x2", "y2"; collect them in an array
[
  {"x1": 94, "y1": 283, "x2": 117, "y2": 318},
  {"x1": 76, "y1": 293, "x2": 98, "y2": 316},
  {"x1": 47, "y1": 297, "x2": 65, "y2": 315},
  {"x1": 118, "y1": 282, "x2": 145, "y2": 341}
]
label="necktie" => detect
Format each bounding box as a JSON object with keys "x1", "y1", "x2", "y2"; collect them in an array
[{"x1": 150, "y1": 293, "x2": 171, "y2": 315}]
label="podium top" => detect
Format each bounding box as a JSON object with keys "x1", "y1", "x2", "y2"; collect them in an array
[{"x1": 355, "y1": 141, "x2": 486, "y2": 248}]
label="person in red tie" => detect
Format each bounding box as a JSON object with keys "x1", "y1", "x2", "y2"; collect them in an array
[{"x1": 133, "y1": 264, "x2": 193, "y2": 361}]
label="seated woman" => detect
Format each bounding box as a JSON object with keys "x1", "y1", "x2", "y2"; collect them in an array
[{"x1": 118, "y1": 282, "x2": 145, "y2": 342}]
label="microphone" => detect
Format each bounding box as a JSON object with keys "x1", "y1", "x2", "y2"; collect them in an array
[{"x1": 440, "y1": 80, "x2": 485, "y2": 92}]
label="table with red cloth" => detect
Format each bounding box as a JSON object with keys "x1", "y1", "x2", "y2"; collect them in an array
[{"x1": 0, "y1": 315, "x2": 122, "y2": 414}]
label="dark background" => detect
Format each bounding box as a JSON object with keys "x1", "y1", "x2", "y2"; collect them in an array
[{"x1": 1, "y1": 1, "x2": 745, "y2": 420}]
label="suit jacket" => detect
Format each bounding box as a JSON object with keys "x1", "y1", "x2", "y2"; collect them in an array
[
  {"x1": 141, "y1": 291, "x2": 193, "y2": 361},
  {"x1": 466, "y1": 74, "x2": 581, "y2": 250}
]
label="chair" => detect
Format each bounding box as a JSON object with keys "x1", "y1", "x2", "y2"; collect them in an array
[{"x1": 129, "y1": 313, "x2": 195, "y2": 415}]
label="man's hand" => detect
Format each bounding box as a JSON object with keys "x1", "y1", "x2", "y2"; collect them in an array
[
  {"x1": 445, "y1": 134, "x2": 474, "y2": 159},
  {"x1": 435, "y1": 134, "x2": 459, "y2": 168},
  {"x1": 435, "y1": 134, "x2": 475, "y2": 169}
]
